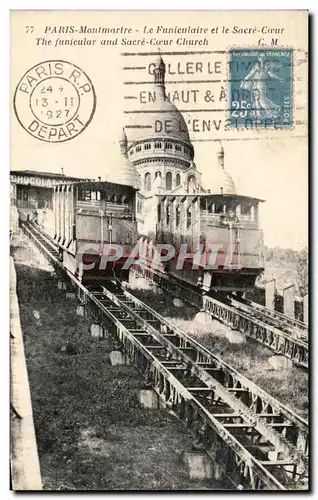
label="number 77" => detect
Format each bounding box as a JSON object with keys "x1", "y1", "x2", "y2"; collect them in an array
[{"x1": 25, "y1": 26, "x2": 34, "y2": 33}]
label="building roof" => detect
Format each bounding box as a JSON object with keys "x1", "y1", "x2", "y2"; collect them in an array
[
  {"x1": 200, "y1": 193, "x2": 265, "y2": 203},
  {"x1": 10, "y1": 170, "x2": 87, "y2": 181},
  {"x1": 58, "y1": 180, "x2": 138, "y2": 192}
]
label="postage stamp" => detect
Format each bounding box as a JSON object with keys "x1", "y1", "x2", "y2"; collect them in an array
[
  {"x1": 13, "y1": 60, "x2": 96, "y2": 143},
  {"x1": 228, "y1": 48, "x2": 293, "y2": 128}
]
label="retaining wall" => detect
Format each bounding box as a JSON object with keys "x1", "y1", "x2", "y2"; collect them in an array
[{"x1": 10, "y1": 257, "x2": 42, "y2": 490}]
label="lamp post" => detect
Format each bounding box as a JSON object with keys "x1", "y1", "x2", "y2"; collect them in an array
[
  {"x1": 108, "y1": 213, "x2": 114, "y2": 273},
  {"x1": 108, "y1": 213, "x2": 113, "y2": 246},
  {"x1": 99, "y1": 209, "x2": 104, "y2": 254}
]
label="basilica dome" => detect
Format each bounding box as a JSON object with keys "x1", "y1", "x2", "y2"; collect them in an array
[
  {"x1": 127, "y1": 95, "x2": 191, "y2": 145},
  {"x1": 126, "y1": 54, "x2": 192, "y2": 148}
]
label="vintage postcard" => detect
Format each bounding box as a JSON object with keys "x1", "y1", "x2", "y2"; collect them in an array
[{"x1": 10, "y1": 10, "x2": 309, "y2": 491}]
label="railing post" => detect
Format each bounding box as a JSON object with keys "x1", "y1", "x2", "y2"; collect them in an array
[
  {"x1": 303, "y1": 294, "x2": 308, "y2": 325},
  {"x1": 283, "y1": 285, "x2": 295, "y2": 319},
  {"x1": 265, "y1": 279, "x2": 276, "y2": 310}
]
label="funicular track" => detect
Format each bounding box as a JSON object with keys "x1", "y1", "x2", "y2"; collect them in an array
[
  {"x1": 229, "y1": 295, "x2": 308, "y2": 342},
  {"x1": 21, "y1": 221, "x2": 309, "y2": 491},
  {"x1": 133, "y1": 265, "x2": 309, "y2": 370}
]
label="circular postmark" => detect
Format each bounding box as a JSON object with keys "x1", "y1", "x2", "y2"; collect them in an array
[{"x1": 13, "y1": 60, "x2": 96, "y2": 143}]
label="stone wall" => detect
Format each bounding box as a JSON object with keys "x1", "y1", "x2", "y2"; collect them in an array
[{"x1": 10, "y1": 257, "x2": 42, "y2": 490}]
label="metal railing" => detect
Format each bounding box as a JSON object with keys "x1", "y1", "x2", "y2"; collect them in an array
[
  {"x1": 203, "y1": 295, "x2": 308, "y2": 369},
  {"x1": 133, "y1": 265, "x2": 308, "y2": 370},
  {"x1": 21, "y1": 221, "x2": 309, "y2": 490}
]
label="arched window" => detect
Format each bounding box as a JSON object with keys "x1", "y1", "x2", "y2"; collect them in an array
[
  {"x1": 144, "y1": 172, "x2": 151, "y2": 191},
  {"x1": 187, "y1": 175, "x2": 196, "y2": 193},
  {"x1": 176, "y1": 173, "x2": 181, "y2": 186},
  {"x1": 166, "y1": 171, "x2": 172, "y2": 191},
  {"x1": 155, "y1": 171, "x2": 162, "y2": 179}
]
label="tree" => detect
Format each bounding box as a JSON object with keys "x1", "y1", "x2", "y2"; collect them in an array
[{"x1": 297, "y1": 247, "x2": 308, "y2": 297}]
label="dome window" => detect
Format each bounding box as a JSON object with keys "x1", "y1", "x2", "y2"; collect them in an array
[
  {"x1": 175, "y1": 144, "x2": 182, "y2": 151},
  {"x1": 144, "y1": 143, "x2": 151, "y2": 150},
  {"x1": 129, "y1": 149, "x2": 134, "y2": 155},
  {"x1": 166, "y1": 171, "x2": 172, "y2": 191},
  {"x1": 176, "y1": 173, "x2": 181, "y2": 186},
  {"x1": 136, "y1": 145, "x2": 142, "y2": 152},
  {"x1": 144, "y1": 172, "x2": 151, "y2": 191},
  {"x1": 165, "y1": 142, "x2": 173, "y2": 149},
  {"x1": 154, "y1": 142, "x2": 163, "y2": 149}
]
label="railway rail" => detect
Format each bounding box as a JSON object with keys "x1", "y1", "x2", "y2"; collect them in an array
[
  {"x1": 230, "y1": 295, "x2": 308, "y2": 341},
  {"x1": 133, "y1": 265, "x2": 309, "y2": 370},
  {"x1": 20, "y1": 221, "x2": 309, "y2": 491}
]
